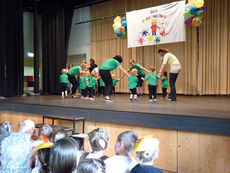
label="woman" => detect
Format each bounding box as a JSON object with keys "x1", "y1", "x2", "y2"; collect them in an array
[
  {"x1": 158, "y1": 48, "x2": 181, "y2": 101},
  {"x1": 128, "y1": 60, "x2": 149, "y2": 96},
  {"x1": 99, "y1": 55, "x2": 129, "y2": 102}
]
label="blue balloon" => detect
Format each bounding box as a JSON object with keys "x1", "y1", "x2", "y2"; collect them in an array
[
  {"x1": 121, "y1": 21, "x2": 127, "y2": 27},
  {"x1": 190, "y1": 7, "x2": 198, "y2": 15},
  {"x1": 117, "y1": 32, "x2": 122, "y2": 37}
]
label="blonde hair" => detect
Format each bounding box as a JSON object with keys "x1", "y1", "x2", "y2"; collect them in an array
[
  {"x1": 131, "y1": 69, "x2": 138, "y2": 76},
  {"x1": 80, "y1": 71, "x2": 86, "y2": 77},
  {"x1": 149, "y1": 66, "x2": 156, "y2": 72},
  {"x1": 90, "y1": 71, "x2": 96, "y2": 77},
  {"x1": 61, "y1": 68, "x2": 67, "y2": 74},
  {"x1": 80, "y1": 63, "x2": 86, "y2": 70},
  {"x1": 86, "y1": 71, "x2": 90, "y2": 77}
]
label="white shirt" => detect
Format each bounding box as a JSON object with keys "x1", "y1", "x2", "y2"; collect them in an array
[
  {"x1": 85, "y1": 152, "x2": 104, "y2": 159},
  {"x1": 105, "y1": 155, "x2": 138, "y2": 173}
]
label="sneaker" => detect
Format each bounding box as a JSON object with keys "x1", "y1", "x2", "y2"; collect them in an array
[
  {"x1": 134, "y1": 99, "x2": 138, "y2": 102},
  {"x1": 105, "y1": 98, "x2": 113, "y2": 102},
  {"x1": 130, "y1": 98, "x2": 133, "y2": 102},
  {"x1": 89, "y1": 98, "x2": 95, "y2": 101},
  {"x1": 72, "y1": 94, "x2": 78, "y2": 98},
  {"x1": 149, "y1": 99, "x2": 153, "y2": 103},
  {"x1": 154, "y1": 99, "x2": 157, "y2": 102},
  {"x1": 161, "y1": 97, "x2": 165, "y2": 99},
  {"x1": 84, "y1": 97, "x2": 89, "y2": 100}
]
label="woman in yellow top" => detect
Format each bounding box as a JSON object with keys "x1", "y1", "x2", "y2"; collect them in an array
[{"x1": 158, "y1": 48, "x2": 181, "y2": 101}]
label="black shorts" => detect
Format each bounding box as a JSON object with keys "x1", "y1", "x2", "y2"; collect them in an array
[
  {"x1": 130, "y1": 88, "x2": 137, "y2": 95},
  {"x1": 61, "y1": 83, "x2": 68, "y2": 92},
  {"x1": 137, "y1": 75, "x2": 145, "y2": 87}
]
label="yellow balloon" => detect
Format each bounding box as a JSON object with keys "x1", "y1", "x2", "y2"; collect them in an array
[
  {"x1": 194, "y1": 0, "x2": 204, "y2": 8},
  {"x1": 188, "y1": 0, "x2": 195, "y2": 5},
  {"x1": 192, "y1": 17, "x2": 201, "y2": 26},
  {"x1": 113, "y1": 24, "x2": 116, "y2": 28},
  {"x1": 115, "y1": 16, "x2": 122, "y2": 23}
]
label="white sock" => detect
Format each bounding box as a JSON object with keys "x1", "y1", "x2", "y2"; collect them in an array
[
  {"x1": 134, "y1": 95, "x2": 138, "y2": 99},
  {"x1": 130, "y1": 94, "x2": 133, "y2": 99}
]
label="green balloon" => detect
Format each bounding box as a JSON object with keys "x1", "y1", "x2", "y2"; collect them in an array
[
  {"x1": 196, "y1": 11, "x2": 204, "y2": 18},
  {"x1": 122, "y1": 31, "x2": 127, "y2": 37},
  {"x1": 183, "y1": 11, "x2": 194, "y2": 18}
]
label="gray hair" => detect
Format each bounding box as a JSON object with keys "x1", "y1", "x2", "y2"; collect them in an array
[
  {"x1": 0, "y1": 121, "x2": 14, "y2": 133},
  {"x1": 38, "y1": 124, "x2": 53, "y2": 138},
  {"x1": 88, "y1": 128, "x2": 110, "y2": 152},
  {"x1": 18, "y1": 120, "x2": 35, "y2": 134},
  {"x1": 117, "y1": 131, "x2": 138, "y2": 153},
  {"x1": 77, "y1": 159, "x2": 106, "y2": 173}
]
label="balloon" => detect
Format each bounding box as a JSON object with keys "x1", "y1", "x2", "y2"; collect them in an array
[
  {"x1": 190, "y1": 7, "x2": 198, "y2": 15},
  {"x1": 114, "y1": 28, "x2": 120, "y2": 33},
  {"x1": 122, "y1": 16, "x2": 126, "y2": 21},
  {"x1": 121, "y1": 21, "x2": 127, "y2": 28},
  {"x1": 183, "y1": 11, "x2": 194, "y2": 18},
  {"x1": 198, "y1": 20, "x2": 202, "y2": 27},
  {"x1": 188, "y1": 0, "x2": 195, "y2": 5},
  {"x1": 192, "y1": 17, "x2": 201, "y2": 26},
  {"x1": 114, "y1": 22, "x2": 121, "y2": 29},
  {"x1": 115, "y1": 16, "x2": 122, "y2": 23},
  {"x1": 196, "y1": 11, "x2": 204, "y2": 18},
  {"x1": 122, "y1": 31, "x2": 127, "y2": 37},
  {"x1": 185, "y1": 4, "x2": 194, "y2": 11},
  {"x1": 112, "y1": 24, "x2": 116, "y2": 28},
  {"x1": 194, "y1": 0, "x2": 204, "y2": 8},
  {"x1": 117, "y1": 32, "x2": 122, "y2": 37},
  {"x1": 185, "y1": 17, "x2": 194, "y2": 25},
  {"x1": 120, "y1": 26, "x2": 125, "y2": 32}
]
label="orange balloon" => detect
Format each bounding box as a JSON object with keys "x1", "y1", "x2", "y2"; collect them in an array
[
  {"x1": 120, "y1": 26, "x2": 125, "y2": 32},
  {"x1": 192, "y1": 17, "x2": 201, "y2": 26}
]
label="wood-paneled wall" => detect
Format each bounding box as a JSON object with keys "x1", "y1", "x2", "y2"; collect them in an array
[{"x1": 1, "y1": 111, "x2": 230, "y2": 173}]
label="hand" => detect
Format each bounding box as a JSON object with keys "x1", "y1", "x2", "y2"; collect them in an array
[{"x1": 141, "y1": 77, "x2": 144, "y2": 80}]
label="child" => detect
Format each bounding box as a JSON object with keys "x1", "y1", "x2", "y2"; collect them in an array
[
  {"x1": 80, "y1": 71, "x2": 89, "y2": 99},
  {"x1": 88, "y1": 71, "x2": 98, "y2": 101},
  {"x1": 142, "y1": 66, "x2": 160, "y2": 102},
  {"x1": 98, "y1": 77, "x2": 105, "y2": 96},
  {"x1": 59, "y1": 69, "x2": 69, "y2": 99},
  {"x1": 128, "y1": 69, "x2": 138, "y2": 102},
  {"x1": 161, "y1": 72, "x2": 168, "y2": 99},
  {"x1": 112, "y1": 74, "x2": 119, "y2": 96}
]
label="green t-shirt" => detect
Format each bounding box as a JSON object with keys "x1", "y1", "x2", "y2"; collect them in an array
[
  {"x1": 161, "y1": 76, "x2": 169, "y2": 88},
  {"x1": 99, "y1": 78, "x2": 105, "y2": 87},
  {"x1": 100, "y1": 59, "x2": 120, "y2": 71},
  {"x1": 130, "y1": 63, "x2": 145, "y2": 76},
  {"x1": 128, "y1": 76, "x2": 138, "y2": 89},
  {"x1": 143, "y1": 72, "x2": 160, "y2": 86},
  {"x1": 88, "y1": 77, "x2": 98, "y2": 89},
  {"x1": 80, "y1": 77, "x2": 88, "y2": 90},
  {"x1": 67, "y1": 66, "x2": 82, "y2": 75},
  {"x1": 113, "y1": 79, "x2": 119, "y2": 86},
  {"x1": 59, "y1": 74, "x2": 68, "y2": 84}
]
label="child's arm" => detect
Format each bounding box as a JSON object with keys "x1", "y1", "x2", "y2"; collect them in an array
[{"x1": 140, "y1": 66, "x2": 150, "y2": 73}]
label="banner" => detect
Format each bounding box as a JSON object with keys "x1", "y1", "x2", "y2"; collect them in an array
[{"x1": 126, "y1": 1, "x2": 186, "y2": 48}]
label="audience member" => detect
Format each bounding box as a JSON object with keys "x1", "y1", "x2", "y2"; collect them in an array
[
  {"x1": 38, "y1": 124, "x2": 53, "y2": 139},
  {"x1": 77, "y1": 158, "x2": 106, "y2": 173},
  {"x1": 0, "y1": 121, "x2": 14, "y2": 133},
  {"x1": 51, "y1": 128, "x2": 68, "y2": 143},
  {"x1": 18, "y1": 119, "x2": 35, "y2": 138}
]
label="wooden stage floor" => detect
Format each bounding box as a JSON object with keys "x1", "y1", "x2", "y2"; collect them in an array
[{"x1": 1, "y1": 94, "x2": 230, "y2": 119}]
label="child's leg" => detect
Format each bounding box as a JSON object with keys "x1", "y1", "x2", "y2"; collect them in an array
[
  {"x1": 133, "y1": 88, "x2": 138, "y2": 101},
  {"x1": 65, "y1": 90, "x2": 68, "y2": 96},
  {"x1": 148, "y1": 85, "x2": 153, "y2": 99},
  {"x1": 61, "y1": 92, "x2": 64, "y2": 98},
  {"x1": 153, "y1": 85, "x2": 157, "y2": 99}
]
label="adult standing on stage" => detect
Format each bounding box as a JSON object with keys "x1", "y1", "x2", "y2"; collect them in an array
[
  {"x1": 99, "y1": 55, "x2": 129, "y2": 102},
  {"x1": 158, "y1": 48, "x2": 181, "y2": 101},
  {"x1": 67, "y1": 63, "x2": 86, "y2": 98},
  {"x1": 89, "y1": 58, "x2": 99, "y2": 78},
  {"x1": 128, "y1": 59, "x2": 149, "y2": 96}
]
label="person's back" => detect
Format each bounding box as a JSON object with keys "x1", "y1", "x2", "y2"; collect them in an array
[{"x1": 131, "y1": 164, "x2": 162, "y2": 173}]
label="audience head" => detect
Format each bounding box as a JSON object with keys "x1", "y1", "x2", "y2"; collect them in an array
[
  {"x1": 38, "y1": 124, "x2": 53, "y2": 139},
  {"x1": 88, "y1": 128, "x2": 110, "y2": 152},
  {"x1": 131, "y1": 69, "x2": 138, "y2": 76},
  {"x1": 50, "y1": 137, "x2": 79, "y2": 173},
  {"x1": 77, "y1": 159, "x2": 106, "y2": 173},
  {"x1": 158, "y1": 48, "x2": 168, "y2": 56},
  {"x1": 0, "y1": 121, "x2": 14, "y2": 133},
  {"x1": 36, "y1": 148, "x2": 51, "y2": 173},
  {"x1": 0, "y1": 133, "x2": 32, "y2": 172},
  {"x1": 133, "y1": 135, "x2": 159, "y2": 165},
  {"x1": 51, "y1": 128, "x2": 68, "y2": 143},
  {"x1": 149, "y1": 66, "x2": 156, "y2": 72},
  {"x1": 129, "y1": 59, "x2": 136, "y2": 67},
  {"x1": 113, "y1": 55, "x2": 123, "y2": 63},
  {"x1": 115, "y1": 131, "x2": 138, "y2": 155},
  {"x1": 18, "y1": 120, "x2": 35, "y2": 137}
]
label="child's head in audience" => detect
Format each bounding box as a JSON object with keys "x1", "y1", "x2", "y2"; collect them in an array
[
  {"x1": 51, "y1": 128, "x2": 68, "y2": 143},
  {"x1": 50, "y1": 137, "x2": 79, "y2": 173},
  {"x1": 88, "y1": 128, "x2": 110, "y2": 152},
  {"x1": 0, "y1": 121, "x2": 14, "y2": 133},
  {"x1": 18, "y1": 119, "x2": 35, "y2": 137},
  {"x1": 38, "y1": 124, "x2": 53, "y2": 139},
  {"x1": 133, "y1": 135, "x2": 159, "y2": 165},
  {"x1": 77, "y1": 159, "x2": 106, "y2": 173},
  {"x1": 36, "y1": 148, "x2": 51, "y2": 173},
  {"x1": 149, "y1": 66, "x2": 156, "y2": 72},
  {"x1": 131, "y1": 69, "x2": 138, "y2": 77},
  {"x1": 115, "y1": 131, "x2": 138, "y2": 156}
]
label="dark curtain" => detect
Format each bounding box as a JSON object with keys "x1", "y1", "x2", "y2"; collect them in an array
[
  {"x1": 41, "y1": 0, "x2": 74, "y2": 94},
  {"x1": 0, "y1": 0, "x2": 24, "y2": 97}
]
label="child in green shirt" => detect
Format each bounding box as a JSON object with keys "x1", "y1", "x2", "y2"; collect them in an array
[
  {"x1": 88, "y1": 71, "x2": 98, "y2": 100},
  {"x1": 128, "y1": 69, "x2": 139, "y2": 102},
  {"x1": 161, "y1": 72, "x2": 169, "y2": 99},
  {"x1": 142, "y1": 66, "x2": 160, "y2": 102},
  {"x1": 80, "y1": 71, "x2": 89, "y2": 99},
  {"x1": 111, "y1": 74, "x2": 119, "y2": 96},
  {"x1": 59, "y1": 68, "x2": 69, "y2": 99}
]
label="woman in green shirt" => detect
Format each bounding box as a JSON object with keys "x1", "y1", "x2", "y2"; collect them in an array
[
  {"x1": 99, "y1": 55, "x2": 129, "y2": 102},
  {"x1": 129, "y1": 59, "x2": 149, "y2": 96}
]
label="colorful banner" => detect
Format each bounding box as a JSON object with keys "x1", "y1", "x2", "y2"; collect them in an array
[{"x1": 126, "y1": 1, "x2": 186, "y2": 48}]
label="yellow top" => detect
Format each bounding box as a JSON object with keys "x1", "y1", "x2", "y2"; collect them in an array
[{"x1": 163, "y1": 53, "x2": 180, "y2": 67}]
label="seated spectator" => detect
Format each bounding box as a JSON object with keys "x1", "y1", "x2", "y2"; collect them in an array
[
  {"x1": 131, "y1": 135, "x2": 162, "y2": 173},
  {"x1": 105, "y1": 131, "x2": 138, "y2": 173},
  {"x1": 81, "y1": 128, "x2": 110, "y2": 161},
  {"x1": 0, "y1": 127, "x2": 9, "y2": 166},
  {"x1": 50, "y1": 137, "x2": 79, "y2": 173},
  {"x1": 0, "y1": 121, "x2": 14, "y2": 133},
  {"x1": 0, "y1": 132, "x2": 32, "y2": 173},
  {"x1": 51, "y1": 128, "x2": 68, "y2": 143},
  {"x1": 38, "y1": 124, "x2": 53, "y2": 139},
  {"x1": 77, "y1": 158, "x2": 106, "y2": 173},
  {"x1": 18, "y1": 119, "x2": 35, "y2": 138}
]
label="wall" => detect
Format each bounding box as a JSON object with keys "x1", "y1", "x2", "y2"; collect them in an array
[{"x1": 68, "y1": 7, "x2": 91, "y2": 62}]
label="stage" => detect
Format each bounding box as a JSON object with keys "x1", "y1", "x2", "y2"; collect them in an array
[{"x1": 0, "y1": 94, "x2": 230, "y2": 136}]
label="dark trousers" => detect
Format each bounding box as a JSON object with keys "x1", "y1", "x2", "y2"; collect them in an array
[
  {"x1": 89, "y1": 87, "x2": 95, "y2": 98},
  {"x1": 148, "y1": 85, "x2": 157, "y2": 99},
  {"x1": 169, "y1": 73, "x2": 179, "y2": 101},
  {"x1": 162, "y1": 88, "x2": 167, "y2": 98},
  {"x1": 110, "y1": 86, "x2": 116, "y2": 96},
  {"x1": 68, "y1": 74, "x2": 78, "y2": 94},
  {"x1": 81, "y1": 88, "x2": 88, "y2": 97},
  {"x1": 99, "y1": 70, "x2": 113, "y2": 97},
  {"x1": 98, "y1": 86, "x2": 105, "y2": 95},
  {"x1": 130, "y1": 88, "x2": 137, "y2": 95}
]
